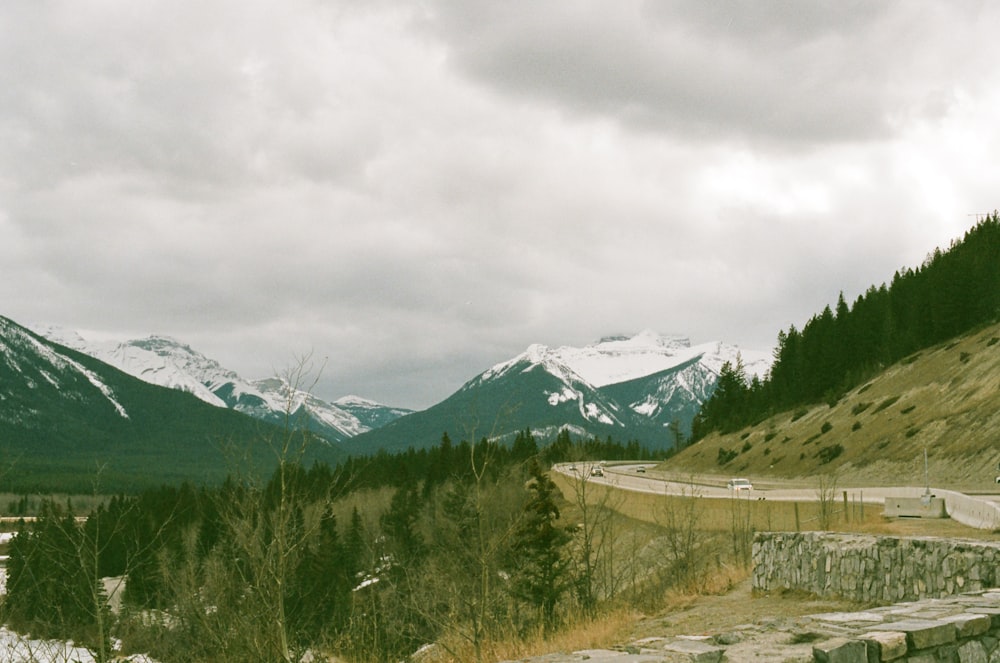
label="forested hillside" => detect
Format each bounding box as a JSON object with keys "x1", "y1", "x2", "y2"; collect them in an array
[{"x1": 692, "y1": 212, "x2": 1000, "y2": 439}]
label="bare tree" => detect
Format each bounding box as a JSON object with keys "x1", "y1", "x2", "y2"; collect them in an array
[
  {"x1": 728, "y1": 488, "x2": 754, "y2": 567},
  {"x1": 564, "y1": 460, "x2": 624, "y2": 614},
  {"x1": 816, "y1": 472, "x2": 839, "y2": 530},
  {"x1": 655, "y1": 478, "x2": 705, "y2": 590}
]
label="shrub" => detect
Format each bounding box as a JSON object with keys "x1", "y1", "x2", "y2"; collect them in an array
[
  {"x1": 820, "y1": 422, "x2": 833, "y2": 435},
  {"x1": 816, "y1": 444, "x2": 844, "y2": 465},
  {"x1": 851, "y1": 421, "x2": 862, "y2": 432},
  {"x1": 717, "y1": 447, "x2": 738, "y2": 465},
  {"x1": 764, "y1": 432, "x2": 777, "y2": 442},
  {"x1": 741, "y1": 441, "x2": 752, "y2": 453},
  {"x1": 851, "y1": 402, "x2": 872, "y2": 415},
  {"x1": 901, "y1": 405, "x2": 916, "y2": 414},
  {"x1": 872, "y1": 395, "x2": 900, "y2": 414},
  {"x1": 791, "y1": 408, "x2": 809, "y2": 422}
]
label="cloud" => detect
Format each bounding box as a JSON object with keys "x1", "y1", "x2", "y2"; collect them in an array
[
  {"x1": 422, "y1": 0, "x2": 995, "y2": 146},
  {"x1": 2, "y1": 1, "x2": 999, "y2": 409}
]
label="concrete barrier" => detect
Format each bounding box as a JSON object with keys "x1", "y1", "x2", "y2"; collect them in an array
[{"x1": 884, "y1": 495, "x2": 947, "y2": 518}]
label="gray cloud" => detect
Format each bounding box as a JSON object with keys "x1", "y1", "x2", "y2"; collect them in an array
[
  {"x1": 1, "y1": 1, "x2": 998, "y2": 409},
  {"x1": 423, "y1": 0, "x2": 994, "y2": 146}
]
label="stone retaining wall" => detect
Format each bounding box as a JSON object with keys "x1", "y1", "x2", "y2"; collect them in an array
[{"x1": 753, "y1": 532, "x2": 1000, "y2": 603}]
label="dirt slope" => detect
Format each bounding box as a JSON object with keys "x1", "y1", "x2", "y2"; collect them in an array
[{"x1": 664, "y1": 321, "x2": 1000, "y2": 491}]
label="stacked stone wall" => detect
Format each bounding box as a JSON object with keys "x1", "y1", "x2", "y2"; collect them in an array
[{"x1": 753, "y1": 532, "x2": 1000, "y2": 603}]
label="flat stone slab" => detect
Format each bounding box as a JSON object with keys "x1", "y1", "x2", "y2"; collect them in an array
[
  {"x1": 858, "y1": 631, "x2": 907, "y2": 662},
  {"x1": 812, "y1": 611, "x2": 885, "y2": 624},
  {"x1": 812, "y1": 637, "x2": 867, "y2": 663},
  {"x1": 939, "y1": 613, "x2": 991, "y2": 637},
  {"x1": 865, "y1": 619, "x2": 955, "y2": 650},
  {"x1": 661, "y1": 639, "x2": 724, "y2": 662}
]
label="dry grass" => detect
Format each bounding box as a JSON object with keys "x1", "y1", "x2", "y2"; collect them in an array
[
  {"x1": 414, "y1": 611, "x2": 639, "y2": 662},
  {"x1": 550, "y1": 471, "x2": 887, "y2": 534},
  {"x1": 421, "y1": 554, "x2": 754, "y2": 661},
  {"x1": 664, "y1": 321, "x2": 1000, "y2": 491},
  {"x1": 479, "y1": 609, "x2": 639, "y2": 662}
]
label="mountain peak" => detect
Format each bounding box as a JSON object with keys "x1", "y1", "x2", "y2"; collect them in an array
[
  {"x1": 128, "y1": 335, "x2": 195, "y2": 353},
  {"x1": 595, "y1": 330, "x2": 690, "y2": 350},
  {"x1": 546, "y1": 332, "x2": 701, "y2": 387}
]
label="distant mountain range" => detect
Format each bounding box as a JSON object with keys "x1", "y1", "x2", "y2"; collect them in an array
[
  {"x1": 30, "y1": 325, "x2": 413, "y2": 444},
  {"x1": 0, "y1": 316, "x2": 343, "y2": 492},
  {"x1": 345, "y1": 332, "x2": 770, "y2": 453},
  {"x1": 11, "y1": 317, "x2": 770, "y2": 484}
]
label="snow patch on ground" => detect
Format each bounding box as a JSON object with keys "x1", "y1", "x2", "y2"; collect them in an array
[{"x1": 0, "y1": 626, "x2": 158, "y2": 663}]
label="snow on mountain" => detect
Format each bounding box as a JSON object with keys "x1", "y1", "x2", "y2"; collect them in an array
[
  {"x1": 26, "y1": 325, "x2": 394, "y2": 443},
  {"x1": 546, "y1": 331, "x2": 698, "y2": 386},
  {"x1": 472, "y1": 343, "x2": 628, "y2": 428},
  {"x1": 31, "y1": 328, "x2": 252, "y2": 409},
  {"x1": 473, "y1": 331, "x2": 772, "y2": 442},
  {"x1": 335, "y1": 395, "x2": 414, "y2": 430},
  {"x1": 99, "y1": 337, "x2": 233, "y2": 408},
  {"x1": 487, "y1": 331, "x2": 770, "y2": 390},
  {"x1": 253, "y1": 378, "x2": 371, "y2": 438},
  {"x1": 692, "y1": 340, "x2": 771, "y2": 381},
  {"x1": 0, "y1": 317, "x2": 130, "y2": 419}
]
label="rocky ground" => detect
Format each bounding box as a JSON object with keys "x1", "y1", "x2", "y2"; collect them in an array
[{"x1": 499, "y1": 517, "x2": 1000, "y2": 663}]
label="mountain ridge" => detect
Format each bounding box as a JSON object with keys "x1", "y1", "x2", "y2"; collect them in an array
[
  {"x1": 28, "y1": 325, "x2": 413, "y2": 444},
  {"x1": 347, "y1": 332, "x2": 770, "y2": 453},
  {"x1": 0, "y1": 316, "x2": 344, "y2": 492}
]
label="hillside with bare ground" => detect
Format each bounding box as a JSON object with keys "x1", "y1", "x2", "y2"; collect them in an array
[{"x1": 662, "y1": 321, "x2": 1000, "y2": 491}]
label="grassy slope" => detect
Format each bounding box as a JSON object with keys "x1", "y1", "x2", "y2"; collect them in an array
[{"x1": 662, "y1": 321, "x2": 1000, "y2": 491}]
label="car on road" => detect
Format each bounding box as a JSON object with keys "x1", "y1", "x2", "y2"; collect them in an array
[
  {"x1": 727, "y1": 478, "x2": 753, "y2": 491},
  {"x1": 590, "y1": 466, "x2": 604, "y2": 477},
  {"x1": 635, "y1": 466, "x2": 646, "y2": 473}
]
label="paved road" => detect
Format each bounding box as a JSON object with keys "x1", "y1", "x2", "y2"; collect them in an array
[{"x1": 552, "y1": 462, "x2": 1000, "y2": 529}]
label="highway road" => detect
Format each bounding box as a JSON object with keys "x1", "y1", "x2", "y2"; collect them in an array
[{"x1": 551, "y1": 461, "x2": 1000, "y2": 530}]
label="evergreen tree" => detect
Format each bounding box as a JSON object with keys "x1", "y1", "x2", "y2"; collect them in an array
[
  {"x1": 3, "y1": 501, "x2": 107, "y2": 649},
  {"x1": 694, "y1": 213, "x2": 1000, "y2": 437},
  {"x1": 380, "y1": 481, "x2": 425, "y2": 567},
  {"x1": 509, "y1": 459, "x2": 571, "y2": 634}
]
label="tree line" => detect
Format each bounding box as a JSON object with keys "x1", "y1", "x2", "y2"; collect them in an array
[
  {"x1": 692, "y1": 212, "x2": 1000, "y2": 439},
  {"x1": 3, "y1": 428, "x2": 669, "y2": 662}
]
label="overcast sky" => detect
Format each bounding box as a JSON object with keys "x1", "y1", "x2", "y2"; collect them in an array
[{"x1": 3, "y1": 1, "x2": 998, "y2": 410}]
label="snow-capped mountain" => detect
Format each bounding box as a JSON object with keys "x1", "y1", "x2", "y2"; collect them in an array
[
  {"x1": 1, "y1": 317, "x2": 132, "y2": 425},
  {"x1": 497, "y1": 331, "x2": 770, "y2": 388},
  {"x1": 347, "y1": 331, "x2": 772, "y2": 453},
  {"x1": 31, "y1": 327, "x2": 411, "y2": 444},
  {"x1": 1, "y1": 315, "x2": 339, "y2": 491},
  {"x1": 335, "y1": 395, "x2": 415, "y2": 431}
]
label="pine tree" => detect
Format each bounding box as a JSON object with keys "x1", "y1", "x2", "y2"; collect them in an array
[{"x1": 509, "y1": 459, "x2": 571, "y2": 634}]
